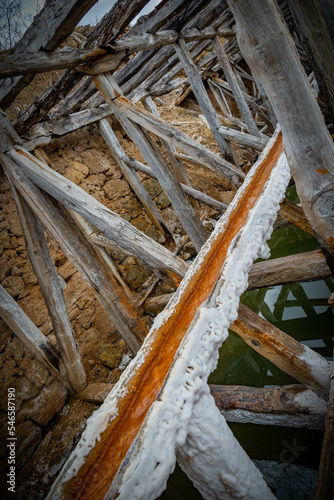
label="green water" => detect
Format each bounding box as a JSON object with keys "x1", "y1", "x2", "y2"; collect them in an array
[{"x1": 158, "y1": 189, "x2": 334, "y2": 499}]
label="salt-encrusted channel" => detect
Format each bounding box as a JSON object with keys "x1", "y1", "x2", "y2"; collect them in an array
[{"x1": 48, "y1": 128, "x2": 289, "y2": 500}]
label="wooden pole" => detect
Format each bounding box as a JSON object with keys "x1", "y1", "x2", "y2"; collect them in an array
[{"x1": 227, "y1": 0, "x2": 334, "y2": 261}]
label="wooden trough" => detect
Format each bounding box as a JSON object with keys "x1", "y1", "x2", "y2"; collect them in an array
[{"x1": 0, "y1": 0, "x2": 333, "y2": 498}]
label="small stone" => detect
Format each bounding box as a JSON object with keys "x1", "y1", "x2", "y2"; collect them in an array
[
  {"x1": 2, "y1": 275, "x2": 25, "y2": 298},
  {"x1": 19, "y1": 380, "x2": 68, "y2": 426},
  {"x1": 154, "y1": 191, "x2": 170, "y2": 209},
  {"x1": 123, "y1": 197, "x2": 142, "y2": 218},
  {"x1": 98, "y1": 342, "x2": 124, "y2": 369},
  {"x1": 143, "y1": 178, "x2": 162, "y2": 199}
]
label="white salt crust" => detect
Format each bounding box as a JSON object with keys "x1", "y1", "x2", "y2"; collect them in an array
[{"x1": 48, "y1": 129, "x2": 289, "y2": 500}]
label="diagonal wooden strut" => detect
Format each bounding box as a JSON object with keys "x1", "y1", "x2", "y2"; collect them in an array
[{"x1": 48, "y1": 129, "x2": 290, "y2": 499}]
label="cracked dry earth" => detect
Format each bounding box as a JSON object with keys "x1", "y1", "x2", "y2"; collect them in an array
[{"x1": 0, "y1": 89, "x2": 252, "y2": 499}]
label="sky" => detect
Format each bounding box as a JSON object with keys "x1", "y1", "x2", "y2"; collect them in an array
[{"x1": 21, "y1": 0, "x2": 162, "y2": 27}]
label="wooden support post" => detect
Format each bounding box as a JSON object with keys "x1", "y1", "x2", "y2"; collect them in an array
[
  {"x1": 4, "y1": 161, "x2": 148, "y2": 354},
  {"x1": 6, "y1": 147, "x2": 188, "y2": 278},
  {"x1": 0, "y1": 284, "x2": 67, "y2": 385},
  {"x1": 230, "y1": 303, "x2": 331, "y2": 400},
  {"x1": 98, "y1": 118, "x2": 175, "y2": 248},
  {"x1": 47, "y1": 128, "x2": 288, "y2": 500},
  {"x1": 227, "y1": 0, "x2": 334, "y2": 259},
  {"x1": 212, "y1": 35, "x2": 260, "y2": 137},
  {"x1": 279, "y1": 198, "x2": 315, "y2": 236},
  {"x1": 8, "y1": 181, "x2": 87, "y2": 392},
  {"x1": 173, "y1": 38, "x2": 237, "y2": 164},
  {"x1": 94, "y1": 74, "x2": 209, "y2": 253},
  {"x1": 94, "y1": 75, "x2": 245, "y2": 187},
  {"x1": 316, "y1": 359, "x2": 334, "y2": 499}
]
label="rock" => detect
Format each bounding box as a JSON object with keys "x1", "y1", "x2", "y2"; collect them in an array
[
  {"x1": 77, "y1": 382, "x2": 114, "y2": 403},
  {"x1": 143, "y1": 178, "x2": 162, "y2": 199},
  {"x1": 0, "y1": 250, "x2": 19, "y2": 281},
  {"x1": 103, "y1": 178, "x2": 131, "y2": 200},
  {"x1": 74, "y1": 305, "x2": 95, "y2": 332},
  {"x1": 131, "y1": 216, "x2": 149, "y2": 232},
  {"x1": 0, "y1": 375, "x2": 39, "y2": 412},
  {"x1": 121, "y1": 257, "x2": 151, "y2": 290},
  {"x1": 145, "y1": 224, "x2": 158, "y2": 241},
  {"x1": 18, "y1": 286, "x2": 49, "y2": 327},
  {"x1": 0, "y1": 230, "x2": 10, "y2": 253},
  {"x1": 98, "y1": 342, "x2": 124, "y2": 369},
  {"x1": 154, "y1": 191, "x2": 171, "y2": 209},
  {"x1": 57, "y1": 261, "x2": 76, "y2": 281},
  {"x1": 64, "y1": 168, "x2": 86, "y2": 185},
  {"x1": 124, "y1": 197, "x2": 143, "y2": 218},
  {"x1": 19, "y1": 379, "x2": 68, "y2": 426},
  {"x1": 1, "y1": 275, "x2": 25, "y2": 298},
  {"x1": 81, "y1": 150, "x2": 110, "y2": 174},
  {"x1": 20, "y1": 354, "x2": 52, "y2": 389}
]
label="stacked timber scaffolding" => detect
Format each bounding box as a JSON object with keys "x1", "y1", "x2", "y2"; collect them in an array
[{"x1": 0, "y1": 0, "x2": 333, "y2": 498}]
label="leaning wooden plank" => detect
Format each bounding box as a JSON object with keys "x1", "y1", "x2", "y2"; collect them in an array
[
  {"x1": 6, "y1": 147, "x2": 188, "y2": 279},
  {"x1": 221, "y1": 409, "x2": 324, "y2": 431},
  {"x1": 48, "y1": 128, "x2": 288, "y2": 500},
  {"x1": 3, "y1": 161, "x2": 148, "y2": 354},
  {"x1": 230, "y1": 303, "x2": 331, "y2": 400},
  {"x1": 14, "y1": 0, "x2": 151, "y2": 134},
  {"x1": 94, "y1": 74, "x2": 245, "y2": 187},
  {"x1": 173, "y1": 38, "x2": 236, "y2": 163},
  {"x1": 212, "y1": 35, "x2": 260, "y2": 137},
  {"x1": 0, "y1": 284, "x2": 66, "y2": 384},
  {"x1": 227, "y1": 0, "x2": 334, "y2": 260},
  {"x1": 7, "y1": 179, "x2": 86, "y2": 392},
  {"x1": 279, "y1": 198, "x2": 315, "y2": 236},
  {"x1": 99, "y1": 118, "x2": 175, "y2": 247},
  {"x1": 28, "y1": 105, "x2": 112, "y2": 139},
  {"x1": 316, "y1": 359, "x2": 334, "y2": 499},
  {"x1": 95, "y1": 75, "x2": 209, "y2": 253},
  {"x1": 0, "y1": 0, "x2": 99, "y2": 109},
  {"x1": 218, "y1": 124, "x2": 269, "y2": 151},
  {"x1": 144, "y1": 249, "x2": 332, "y2": 315},
  {"x1": 210, "y1": 383, "x2": 328, "y2": 415}
]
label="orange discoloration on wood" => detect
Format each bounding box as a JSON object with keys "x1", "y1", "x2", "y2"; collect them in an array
[
  {"x1": 317, "y1": 168, "x2": 329, "y2": 174},
  {"x1": 63, "y1": 134, "x2": 283, "y2": 499}
]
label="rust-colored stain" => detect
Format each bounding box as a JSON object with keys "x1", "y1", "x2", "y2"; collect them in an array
[
  {"x1": 316, "y1": 168, "x2": 329, "y2": 174},
  {"x1": 62, "y1": 134, "x2": 283, "y2": 499}
]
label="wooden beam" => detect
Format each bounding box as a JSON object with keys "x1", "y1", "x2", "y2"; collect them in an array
[
  {"x1": 47, "y1": 128, "x2": 288, "y2": 500},
  {"x1": 94, "y1": 75, "x2": 209, "y2": 253},
  {"x1": 99, "y1": 118, "x2": 175, "y2": 247},
  {"x1": 0, "y1": 0, "x2": 99, "y2": 109},
  {"x1": 94, "y1": 74, "x2": 245, "y2": 187},
  {"x1": 227, "y1": 0, "x2": 334, "y2": 258},
  {"x1": 218, "y1": 124, "x2": 269, "y2": 150},
  {"x1": 212, "y1": 35, "x2": 260, "y2": 137},
  {"x1": 230, "y1": 303, "x2": 331, "y2": 399},
  {"x1": 0, "y1": 284, "x2": 66, "y2": 385},
  {"x1": 7, "y1": 147, "x2": 188, "y2": 278},
  {"x1": 173, "y1": 37, "x2": 236, "y2": 163},
  {"x1": 221, "y1": 409, "x2": 325, "y2": 430},
  {"x1": 8, "y1": 181, "x2": 86, "y2": 392},
  {"x1": 316, "y1": 360, "x2": 334, "y2": 499},
  {"x1": 279, "y1": 198, "x2": 315, "y2": 236},
  {"x1": 3, "y1": 159, "x2": 148, "y2": 354}
]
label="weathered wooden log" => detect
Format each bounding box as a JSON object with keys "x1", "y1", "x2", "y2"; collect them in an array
[
  {"x1": 47, "y1": 128, "x2": 288, "y2": 500},
  {"x1": 0, "y1": 0, "x2": 99, "y2": 110},
  {"x1": 212, "y1": 35, "x2": 260, "y2": 137},
  {"x1": 7, "y1": 147, "x2": 188, "y2": 278},
  {"x1": 210, "y1": 383, "x2": 327, "y2": 415},
  {"x1": 13, "y1": 0, "x2": 151, "y2": 134},
  {"x1": 279, "y1": 198, "x2": 315, "y2": 236},
  {"x1": 3, "y1": 160, "x2": 149, "y2": 354},
  {"x1": 230, "y1": 303, "x2": 331, "y2": 400},
  {"x1": 222, "y1": 410, "x2": 325, "y2": 430},
  {"x1": 99, "y1": 118, "x2": 175, "y2": 246},
  {"x1": 286, "y1": 0, "x2": 334, "y2": 123},
  {"x1": 94, "y1": 75, "x2": 245, "y2": 187},
  {"x1": 228, "y1": 0, "x2": 334, "y2": 260},
  {"x1": 95, "y1": 75, "x2": 209, "y2": 252},
  {"x1": 8, "y1": 181, "x2": 86, "y2": 392},
  {"x1": 0, "y1": 284, "x2": 67, "y2": 385},
  {"x1": 173, "y1": 38, "x2": 236, "y2": 163},
  {"x1": 218, "y1": 124, "x2": 269, "y2": 150},
  {"x1": 0, "y1": 47, "x2": 107, "y2": 79},
  {"x1": 316, "y1": 360, "x2": 334, "y2": 499}
]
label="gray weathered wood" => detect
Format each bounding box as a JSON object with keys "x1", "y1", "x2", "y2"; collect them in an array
[
  {"x1": 222, "y1": 410, "x2": 325, "y2": 430},
  {"x1": 212, "y1": 35, "x2": 260, "y2": 137},
  {"x1": 218, "y1": 124, "x2": 268, "y2": 150},
  {"x1": 0, "y1": 0, "x2": 99, "y2": 110},
  {"x1": 4, "y1": 159, "x2": 149, "y2": 354},
  {"x1": 95, "y1": 74, "x2": 209, "y2": 252},
  {"x1": 228, "y1": 0, "x2": 334, "y2": 259},
  {"x1": 0, "y1": 283, "x2": 66, "y2": 384},
  {"x1": 122, "y1": 155, "x2": 228, "y2": 212},
  {"x1": 0, "y1": 46, "x2": 107, "y2": 79},
  {"x1": 173, "y1": 37, "x2": 236, "y2": 163},
  {"x1": 7, "y1": 180, "x2": 86, "y2": 392},
  {"x1": 7, "y1": 147, "x2": 189, "y2": 278},
  {"x1": 94, "y1": 76, "x2": 245, "y2": 187},
  {"x1": 99, "y1": 118, "x2": 175, "y2": 247}
]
